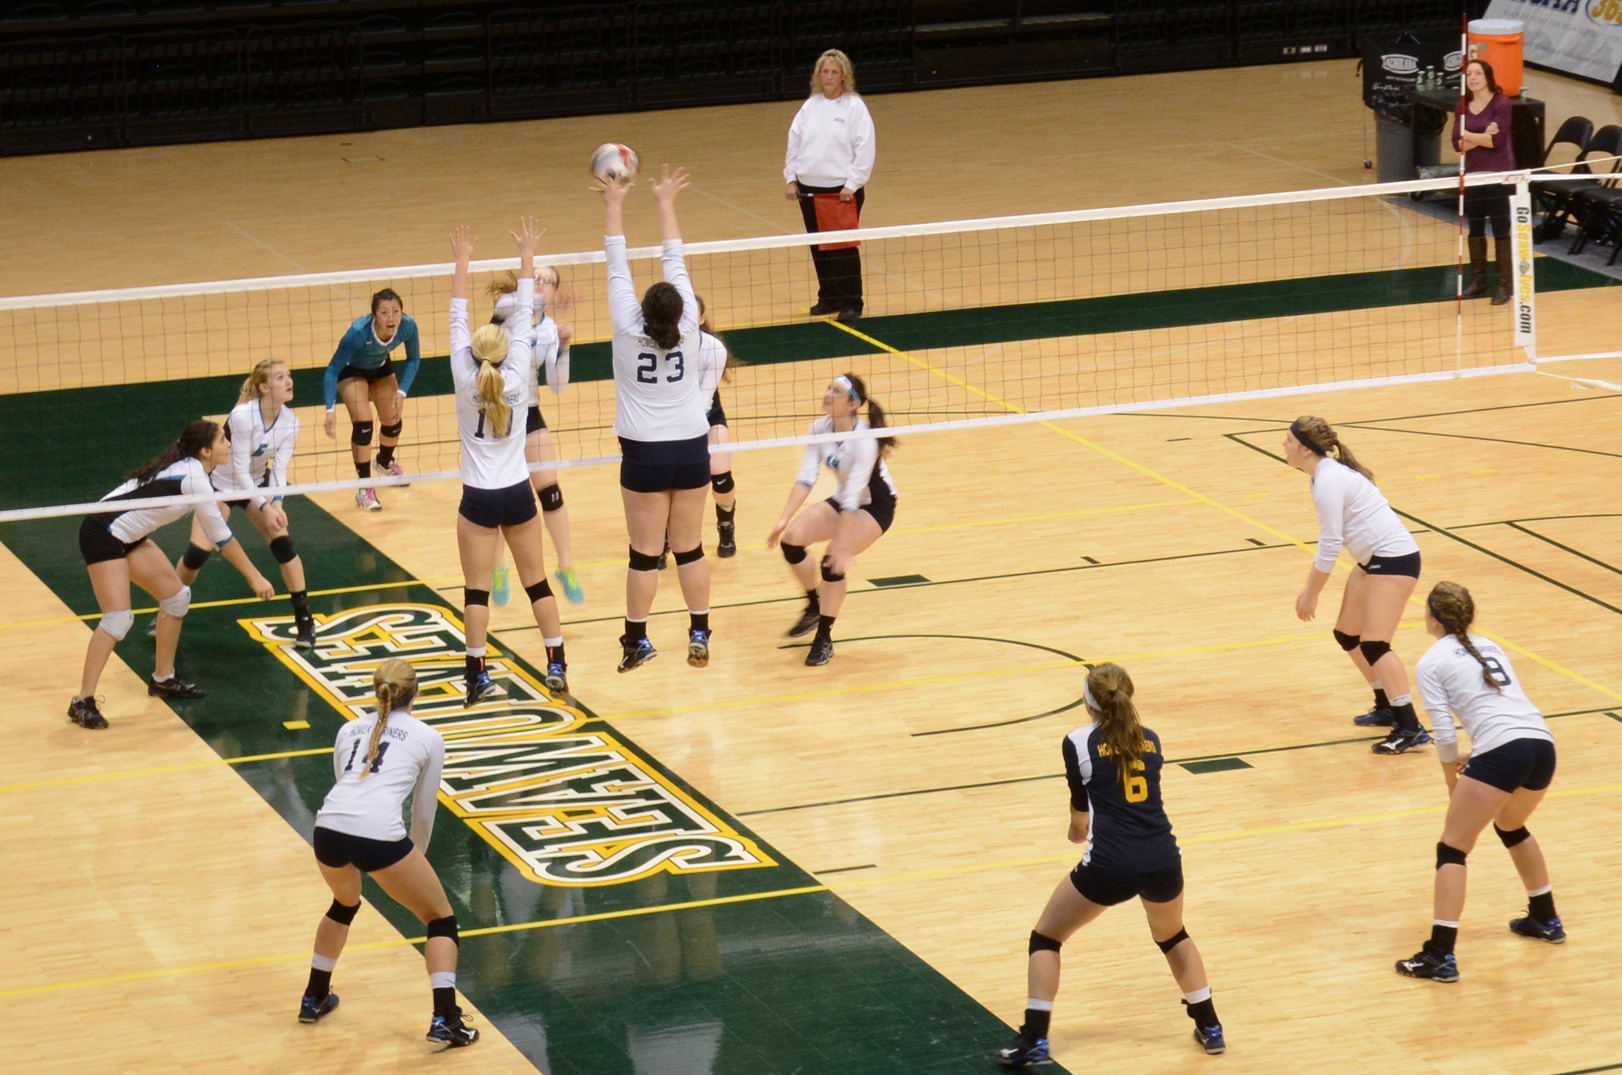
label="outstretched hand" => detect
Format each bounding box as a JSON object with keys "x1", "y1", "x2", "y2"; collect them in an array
[
  {"x1": 651, "y1": 164, "x2": 691, "y2": 204},
  {"x1": 511, "y1": 215, "x2": 544, "y2": 257},
  {"x1": 591, "y1": 176, "x2": 633, "y2": 205},
  {"x1": 450, "y1": 224, "x2": 477, "y2": 263}
]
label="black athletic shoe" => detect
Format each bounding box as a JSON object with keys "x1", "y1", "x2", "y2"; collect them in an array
[
  {"x1": 809, "y1": 300, "x2": 840, "y2": 316},
  {"x1": 1510, "y1": 914, "x2": 1566, "y2": 944},
  {"x1": 294, "y1": 619, "x2": 317, "y2": 651},
  {"x1": 717, "y1": 520, "x2": 737, "y2": 558},
  {"x1": 147, "y1": 673, "x2": 205, "y2": 699},
  {"x1": 298, "y1": 993, "x2": 339, "y2": 1023},
  {"x1": 618, "y1": 635, "x2": 657, "y2": 673},
  {"x1": 1395, "y1": 946, "x2": 1458, "y2": 982},
  {"x1": 786, "y1": 605, "x2": 821, "y2": 638},
  {"x1": 657, "y1": 542, "x2": 670, "y2": 571},
  {"x1": 464, "y1": 672, "x2": 502, "y2": 708},
  {"x1": 68, "y1": 695, "x2": 108, "y2": 730},
  {"x1": 836, "y1": 306, "x2": 862, "y2": 323},
  {"x1": 1372, "y1": 726, "x2": 1432, "y2": 755},
  {"x1": 687, "y1": 629, "x2": 711, "y2": 668},
  {"x1": 544, "y1": 662, "x2": 570, "y2": 699},
  {"x1": 1193, "y1": 1024, "x2": 1226, "y2": 1055},
  {"x1": 426, "y1": 1009, "x2": 479, "y2": 1047},
  {"x1": 995, "y1": 1035, "x2": 1050, "y2": 1068},
  {"x1": 805, "y1": 636, "x2": 834, "y2": 666},
  {"x1": 1353, "y1": 705, "x2": 1395, "y2": 727}
]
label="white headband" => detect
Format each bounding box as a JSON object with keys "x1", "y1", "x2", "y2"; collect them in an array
[
  {"x1": 1083, "y1": 681, "x2": 1100, "y2": 712},
  {"x1": 833, "y1": 374, "x2": 861, "y2": 403}
]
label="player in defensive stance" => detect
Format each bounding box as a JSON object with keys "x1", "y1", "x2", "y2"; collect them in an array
[
  {"x1": 487, "y1": 266, "x2": 585, "y2": 606},
  {"x1": 998, "y1": 663, "x2": 1223, "y2": 1068},
  {"x1": 300, "y1": 657, "x2": 477, "y2": 1047},
  {"x1": 154, "y1": 359, "x2": 316, "y2": 648},
  {"x1": 598, "y1": 164, "x2": 714, "y2": 672},
  {"x1": 449, "y1": 219, "x2": 568, "y2": 705},
  {"x1": 1284, "y1": 416, "x2": 1430, "y2": 754},
  {"x1": 695, "y1": 296, "x2": 737, "y2": 557},
  {"x1": 1395, "y1": 581, "x2": 1563, "y2": 983},
  {"x1": 322, "y1": 288, "x2": 421, "y2": 511},
  {"x1": 765, "y1": 373, "x2": 897, "y2": 666},
  {"x1": 71, "y1": 419, "x2": 274, "y2": 729}
]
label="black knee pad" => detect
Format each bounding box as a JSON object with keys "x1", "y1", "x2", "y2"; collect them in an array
[
  {"x1": 673, "y1": 546, "x2": 704, "y2": 566},
  {"x1": 379, "y1": 420, "x2": 402, "y2": 439},
  {"x1": 425, "y1": 915, "x2": 459, "y2": 945},
  {"x1": 524, "y1": 579, "x2": 553, "y2": 604},
  {"x1": 781, "y1": 542, "x2": 807, "y2": 566},
  {"x1": 629, "y1": 547, "x2": 662, "y2": 572},
  {"x1": 350, "y1": 420, "x2": 375, "y2": 447},
  {"x1": 1332, "y1": 629, "x2": 1360, "y2": 652},
  {"x1": 181, "y1": 542, "x2": 212, "y2": 570},
  {"x1": 1494, "y1": 824, "x2": 1531, "y2": 848},
  {"x1": 1155, "y1": 927, "x2": 1190, "y2": 954},
  {"x1": 464, "y1": 588, "x2": 490, "y2": 608},
  {"x1": 711, "y1": 471, "x2": 734, "y2": 495},
  {"x1": 820, "y1": 556, "x2": 844, "y2": 583},
  {"x1": 537, "y1": 483, "x2": 564, "y2": 512},
  {"x1": 1359, "y1": 639, "x2": 1392, "y2": 665},
  {"x1": 1436, "y1": 842, "x2": 1468, "y2": 869},
  {"x1": 1028, "y1": 930, "x2": 1062, "y2": 955},
  {"x1": 269, "y1": 535, "x2": 297, "y2": 564},
  {"x1": 325, "y1": 899, "x2": 361, "y2": 926}
]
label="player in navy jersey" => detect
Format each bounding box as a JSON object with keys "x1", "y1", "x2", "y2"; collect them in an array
[
  {"x1": 997, "y1": 663, "x2": 1224, "y2": 1067},
  {"x1": 1394, "y1": 582, "x2": 1564, "y2": 983},
  {"x1": 70, "y1": 420, "x2": 275, "y2": 729},
  {"x1": 322, "y1": 289, "x2": 421, "y2": 511}
]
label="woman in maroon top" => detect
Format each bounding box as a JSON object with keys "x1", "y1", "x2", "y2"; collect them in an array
[{"x1": 1452, "y1": 59, "x2": 1517, "y2": 305}]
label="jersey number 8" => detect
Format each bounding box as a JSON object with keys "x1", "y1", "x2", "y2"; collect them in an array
[
  {"x1": 1124, "y1": 760, "x2": 1149, "y2": 803},
  {"x1": 1483, "y1": 655, "x2": 1512, "y2": 687},
  {"x1": 635, "y1": 350, "x2": 684, "y2": 384}
]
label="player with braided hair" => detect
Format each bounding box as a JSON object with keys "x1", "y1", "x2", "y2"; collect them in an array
[{"x1": 1395, "y1": 582, "x2": 1563, "y2": 983}]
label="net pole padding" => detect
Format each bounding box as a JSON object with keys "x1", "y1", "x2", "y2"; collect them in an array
[
  {"x1": 1511, "y1": 175, "x2": 1538, "y2": 364},
  {"x1": 0, "y1": 360, "x2": 1536, "y2": 526},
  {"x1": 1456, "y1": 15, "x2": 1468, "y2": 379}
]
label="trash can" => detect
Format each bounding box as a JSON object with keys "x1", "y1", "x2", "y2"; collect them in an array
[
  {"x1": 1376, "y1": 111, "x2": 1414, "y2": 183},
  {"x1": 1468, "y1": 18, "x2": 1524, "y2": 96}
]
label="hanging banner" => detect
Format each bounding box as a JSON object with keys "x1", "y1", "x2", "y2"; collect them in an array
[
  {"x1": 1485, "y1": 0, "x2": 1622, "y2": 83},
  {"x1": 1511, "y1": 179, "x2": 1537, "y2": 355}
]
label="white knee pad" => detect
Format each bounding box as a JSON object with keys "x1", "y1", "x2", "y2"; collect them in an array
[
  {"x1": 158, "y1": 585, "x2": 192, "y2": 619},
  {"x1": 98, "y1": 609, "x2": 135, "y2": 640}
]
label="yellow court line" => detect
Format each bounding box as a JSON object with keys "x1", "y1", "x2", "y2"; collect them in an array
[
  {"x1": 825, "y1": 320, "x2": 1622, "y2": 704},
  {"x1": 8, "y1": 778, "x2": 1621, "y2": 1000}
]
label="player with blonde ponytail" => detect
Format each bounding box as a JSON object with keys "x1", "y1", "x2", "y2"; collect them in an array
[
  {"x1": 305, "y1": 658, "x2": 477, "y2": 1046},
  {"x1": 448, "y1": 220, "x2": 569, "y2": 707},
  {"x1": 997, "y1": 663, "x2": 1224, "y2": 1067}
]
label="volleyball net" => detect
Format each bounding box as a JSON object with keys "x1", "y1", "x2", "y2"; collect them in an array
[{"x1": 1, "y1": 171, "x2": 1610, "y2": 521}]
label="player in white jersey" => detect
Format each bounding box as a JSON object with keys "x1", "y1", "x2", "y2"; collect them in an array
[
  {"x1": 299, "y1": 658, "x2": 478, "y2": 1047},
  {"x1": 486, "y1": 267, "x2": 585, "y2": 606},
  {"x1": 1284, "y1": 415, "x2": 1430, "y2": 755},
  {"x1": 766, "y1": 373, "x2": 898, "y2": 666},
  {"x1": 597, "y1": 165, "x2": 713, "y2": 673},
  {"x1": 70, "y1": 420, "x2": 274, "y2": 729},
  {"x1": 1394, "y1": 581, "x2": 1564, "y2": 983},
  {"x1": 151, "y1": 359, "x2": 316, "y2": 649},
  {"x1": 449, "y1": 220, "x2": 568, "y2": 707},
  {"x1": 695, "y1": 296, "x2": 738, "y2": 557}
]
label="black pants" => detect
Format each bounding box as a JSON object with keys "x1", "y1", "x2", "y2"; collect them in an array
[
  {"x1": 1465, "y1": 183, "x2": 1512, "y2": 239},
  {"x1": 796, "y1": 183, "x2": 865, "y2": 312}
]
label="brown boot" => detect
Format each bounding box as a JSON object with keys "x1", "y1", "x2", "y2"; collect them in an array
[
  {"x1": 1492, "y1": 238, "x2": 1514, "y2": 305},
  {"x1": 1462, "y1": 236, "x2": 1488, "y2": 298}
]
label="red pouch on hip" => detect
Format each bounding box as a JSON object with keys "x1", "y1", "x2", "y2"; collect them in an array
[{"x1": 813, "y1": 193, "x2": 860, "y2": 251}]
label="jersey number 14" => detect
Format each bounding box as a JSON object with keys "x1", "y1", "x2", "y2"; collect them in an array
[{"x1": 344, "y1": 739, "x2": 390, "y2": 774}]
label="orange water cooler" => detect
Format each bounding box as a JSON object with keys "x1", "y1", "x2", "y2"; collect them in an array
[{"x1": 1468, "y1": 18, "x2": 1525, "y2": 97}]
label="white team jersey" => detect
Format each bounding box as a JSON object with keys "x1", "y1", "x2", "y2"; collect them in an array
[
  {"x1": 212, "y1": 399, "x2": 299, "y2": 510},
  {"x1": 795, "y1": 416, "x2": 897, "y2": 512},
  {"x1": 606, "y1": 236, "x2": 708, "y2": 442},
  {"x1": 1308, "y1": 457, "x2": 1418, "y2": 573},
  {"x1": 695, "y1": 330, "x2": 728, "y2": 399},
  {"x1": 1415, "y1": 633, "x2": 1553, "y2": 763},
  {"x1": 315, "y1": 708, "x2": 446, "y2": 846},
  {"x1": 94, "y1": 456, "x2": 234, "y2": 548},
  {"x1": 450, "y1": 276, "x2": 533, "y2": 489},
  {"x1": 492, "y1": 291, "x2": 569, "y2": 406}
]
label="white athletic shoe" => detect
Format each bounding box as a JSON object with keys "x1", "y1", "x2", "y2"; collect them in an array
[{"x1": 356, "y1": 487, "x2": 382, "y2": 512}]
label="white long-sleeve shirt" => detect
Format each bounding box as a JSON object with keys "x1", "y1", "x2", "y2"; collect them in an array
[
  {"x1": 607, "y1": 236, "x2": 707, "y2": 442},
  {"x1": 1415, "y1": 633, "x2": 1553, "y2": 764},
  {"x1": 94, "y1": 456, "x2": 234, "y2": 548},
  {"x1": 213, "y1": 399, "x2": 299, "y2": 511},
  {"x1": 491, "y1": 291, "x2": 570, "y2": 404},
  {"x1": 315, "y1": 708, "x2": 446, "y2": 848},
  {"x1": 784, "y1": 92, "x2": 876, "y2": 190},
  {"x1": 796, "y1": 416, "x2": 897, "y2": 511},
  {"x1": 695, "y1": 330, "x2": 728, "y2": 399},
  {"x1": 450, "y1": 277, "x2": 534, "y2": 489},
  {"x1": 1308, "y1": 457, "x2": 1418, "y2": 573}
]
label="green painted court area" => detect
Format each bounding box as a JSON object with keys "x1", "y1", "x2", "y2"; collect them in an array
[{"x1": 0, "y1": 499, "x2": 1034, "y2": 1075}]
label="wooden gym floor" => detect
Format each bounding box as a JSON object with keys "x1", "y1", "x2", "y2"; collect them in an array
[{"x1": 1, "y1": 59, "x2": 1620, "y2": 1075}]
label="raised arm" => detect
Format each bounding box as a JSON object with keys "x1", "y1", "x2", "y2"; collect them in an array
[
  {"x1": 651, "y1": 164, "x2": 691, "y2": 244},
  {"x1": 448, "y1": 226, "x2": 476, "y2": 380}
]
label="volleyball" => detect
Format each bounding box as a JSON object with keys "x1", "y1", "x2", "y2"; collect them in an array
[{"x1": 590, "y1": 143, "x2": 639, "y2": 182}]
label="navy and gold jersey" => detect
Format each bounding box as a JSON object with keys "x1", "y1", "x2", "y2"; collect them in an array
[{"x1": 1062, "y1": 723, "x2": 1180, "y2": 873}]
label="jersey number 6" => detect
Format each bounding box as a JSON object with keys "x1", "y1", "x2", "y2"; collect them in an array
[
  {"x1": 635, "y1": 350, "x2": 684, "y2": 384},
  {"x1": 1124, "y1": 760, "x2": 1149, "y2": 803}
]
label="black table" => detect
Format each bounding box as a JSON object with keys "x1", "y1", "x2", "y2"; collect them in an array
[{"x1": 1409, "y1": 87, "x2": 1546, "y2": 172}]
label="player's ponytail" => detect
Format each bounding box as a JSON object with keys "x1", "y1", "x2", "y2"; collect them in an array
[
  {"x1": 641, "y1": 281, "x2": 683, "y2": 350},
  {"x1": 1427, "y1": 581, "x2": 1499, "y2": 691},
  {"x1": 129, "y1": 419, "x2": 220, "y2": 483},
  {"x1": 362, "y1": 657, "x2": 418, "y2": 781},
  {"x1": 237, "y1": 358, "x2": 284, "y2": 405},
  {"x1": 1086, "y1": 663, "x2": 1145, "y2": 790},
  {"x1": 470, "y1": 323, "x2": 513, "y2": 439},
  {"x1": 839, "y1": 372, "x2": 897, "y2": 455},
  {"x1": 697, "y1": 295, "x2": 740, "y2": 381},
  {"x1": 1293, "y1": 415, "x2": 1374, "y2": 482}
]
